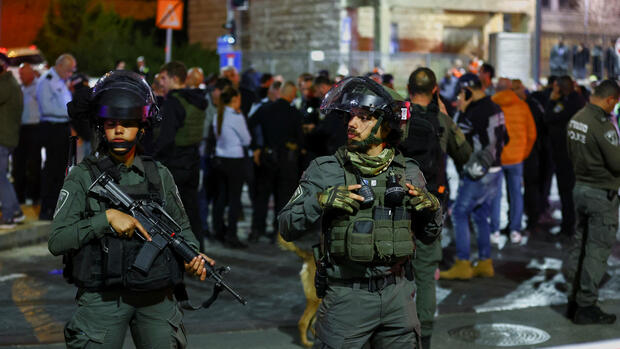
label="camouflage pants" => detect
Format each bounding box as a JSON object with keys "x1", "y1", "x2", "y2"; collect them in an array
[
  {"x1": 312, "y1": 277, "x2": 420, "y2": 349},
  {"x1": 563, "y1": 184, "x2": 619, "y2": 307},
  {"x1": 64, "y1": 289, "x2": 187, "y2": 349},
  {"x1": 413, "y1": 238, "x2": 442, "y2": 337}
]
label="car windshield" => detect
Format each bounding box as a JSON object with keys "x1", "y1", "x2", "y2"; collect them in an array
[{"x1": 9, "y1": 54, "x2": 45, "y2": 66}]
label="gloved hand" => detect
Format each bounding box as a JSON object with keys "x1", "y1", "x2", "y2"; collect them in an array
[
  {"x1": 318, "y1": 185, "x2": 363, "y2": 215},
  {"x1": 405, "y1": 184, "x2": 440, "y2": 212}
]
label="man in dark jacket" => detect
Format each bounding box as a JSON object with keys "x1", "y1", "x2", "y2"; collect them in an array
[
  {"x1": 153, "y1": 61, "x2": 208, "y2": 250},
  {"x1": 248, "y1": 82, "x2": 304, "y2": 242},
  {"x1": 0, "y1": 53, "x2": 24, "y2": 228},
  {"x1": 544, "y1": 75, "x2": 586, "y2": 241},
  {"x1": 440, "y1": 73, "x2": 507, "y2": 280}
]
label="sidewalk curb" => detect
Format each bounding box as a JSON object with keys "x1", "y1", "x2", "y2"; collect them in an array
[{"x1": 0, "y1": 222, "x2": 51, "y2": 251}]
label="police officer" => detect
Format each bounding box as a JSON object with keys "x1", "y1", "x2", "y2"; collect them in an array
[
  {"x1": 564, "y1": 79, "x2": 620, "y2": 325},
  {"x1": 49, "y1": 71, "x2": 214, "y2": 348},
  {"x1": 248, "y1": 82, "x2": 304, "y2": 243},
  {"x1": 544, "y1": 75, "x2": 586, "y2": 240},
  {"x1": 279, "y1": 76, "x2": 442, "y2": 349},
  {"x1": 401, "y1": 67, "x2": 472, "y2": 349},
  {"x1": 36, "y1": 53, "x2": 76, "y2": 220}
]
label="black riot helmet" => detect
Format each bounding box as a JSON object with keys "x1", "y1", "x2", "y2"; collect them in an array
[
  {"x1": 320, "y1": 76, "x2": 408, "y2": 147},
  {"x1": 66, "y1": 70, "x2": 160, "y2": 156},
  {"x1": 91, "y1": 70, "x2": 160, "y2": 125}
]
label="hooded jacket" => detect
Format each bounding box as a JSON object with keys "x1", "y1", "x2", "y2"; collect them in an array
[{"x1": 492, "y1": 90, "x2": 537, "y2": 165}]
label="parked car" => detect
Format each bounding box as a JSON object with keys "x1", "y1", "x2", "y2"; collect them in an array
[{"x1": 1, "y1": 46, "x2": 48, "y2": 83}]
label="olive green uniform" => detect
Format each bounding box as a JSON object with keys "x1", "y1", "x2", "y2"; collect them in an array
[
  {"x1": 279, "y1": 149, "x2": 442, "y2": 349},
  {"x1": 49, "y1": 155, "x2": 198, "y2": 348},
  {"x1": 564, "y1": 103, "x2": 620, "y2": 307},
  {"x1": 413, "y1": 109, "x2": 471, "y2": 337}
]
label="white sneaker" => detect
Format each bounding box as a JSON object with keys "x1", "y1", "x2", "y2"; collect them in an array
[
  {"x1": 510, "y1": 230, "x2": 523, "y2": 244},
  {"x1": 490, "y1": 231, "x2": 507, "y2": 250},
  {"x1": 490, "y1": 231, "x2": 501, "y2": 244}
]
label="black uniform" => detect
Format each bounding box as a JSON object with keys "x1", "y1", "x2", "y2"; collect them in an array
[
  {"x1": 248, "y1": 98, "x2": 304, "y2": 240},
  {"x1": 544, "y1": 91, "x2": 586, "y2": 237}
]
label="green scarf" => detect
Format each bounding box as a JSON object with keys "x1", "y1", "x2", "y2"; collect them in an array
[{"x1": 348, "y1": 148, "x2": 395, "y2": 176}]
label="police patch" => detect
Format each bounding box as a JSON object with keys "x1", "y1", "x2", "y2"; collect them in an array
[
  {"x1": 605, "y1": 130, "x2": 619, "y2": 146},
  {"x1": 53, "y1": 189, "x2": 70, "y2": 219},
  {"x1": 287, "y1": 185, "x2": 304, "y2": 205},
  {"x1": 174, "y1": 186, "x2": 185, "y2": 210}
]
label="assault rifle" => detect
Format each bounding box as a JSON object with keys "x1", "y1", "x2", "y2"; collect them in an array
[{"x1": 88, "y1": 171, "x2": 247, "y2": 308}]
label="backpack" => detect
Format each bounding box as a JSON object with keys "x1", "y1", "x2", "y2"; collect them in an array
[{"x1": 398, "y1": 103, "x2": 446, "y2": 197}]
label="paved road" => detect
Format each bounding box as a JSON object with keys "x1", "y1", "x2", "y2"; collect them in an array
[
  {"x1": 2, "y1": 230, "x2": 620, "y2": 349},
  {"x1": 2, "y1": 165, "x2": 620, "y2": 348}
]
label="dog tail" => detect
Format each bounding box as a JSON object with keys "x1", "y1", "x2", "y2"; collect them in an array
[{"x1": 277, "y1": 233, "x2": 314, "y2": 261}]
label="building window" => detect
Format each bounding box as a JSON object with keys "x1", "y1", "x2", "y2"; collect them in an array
[{"x1": 541, "y1": 0, "x2": 550, "y2": 9}]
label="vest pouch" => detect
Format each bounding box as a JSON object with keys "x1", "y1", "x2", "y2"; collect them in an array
[
  {"x1": 392, "y1": 207, "x2": 414, "y2": 257},
  {"x1": 70, "y1": 240, "x2": 105, "y2": 290},
  {"x1": 102, "y1": 237, "x2": 124, "y2": 287},
  {"x1": 329, "y1": 220, "x2": 348, "y2": 257},
  {"x1": 373, "y1": 206, "x2": 394, "y2": 260},
  {"x1": 124, "y1": 239, "x2": 181, "y2": 292},
  {"x1": 346, "y1": 218, "x2": 375, "y2": 262}
]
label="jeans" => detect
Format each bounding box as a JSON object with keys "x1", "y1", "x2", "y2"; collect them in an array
[
  {"x1": 453, "y1": 171, "x2": 502, "y2": 260},
  {"x1": 490, "y1": 162, "x2": 524, "y2": 233},
  {"x1": 0, "y1": 146, "x2": 20, "y2": 220}
]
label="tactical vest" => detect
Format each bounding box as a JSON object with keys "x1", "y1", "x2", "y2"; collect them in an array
[
  {"x1": 326, "y1": 151, "x2": 415, "y2": 266},
  {"x1": 65, "y1": 156, "x2": 184, "y2": 292},
  {"x1": 173, "y1": 92, "x2": 206, "y2": 147}
]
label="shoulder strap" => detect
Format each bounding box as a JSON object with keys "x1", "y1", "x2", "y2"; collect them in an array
[{"x1": 140, "y1": 156, "x2": 165, "y2": 203}]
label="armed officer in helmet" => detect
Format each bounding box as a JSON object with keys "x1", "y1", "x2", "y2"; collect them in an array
[
  {"x1": 48, "y1": 71, "x2": 214, "y2": 348},
  {"x1": 279, "y1": 77, "x2": 443, "y2": 349}
]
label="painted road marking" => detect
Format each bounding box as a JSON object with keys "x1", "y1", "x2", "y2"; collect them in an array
[
  {"x1": 12, "y1": 277, "x2": 65, "y2": 343},
  {"x1": 0, "y1": 273, "x2": 26, "y2": 282}
]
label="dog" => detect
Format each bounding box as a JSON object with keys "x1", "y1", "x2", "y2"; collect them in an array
[{"x1": 277, "y1": 234, "x2": 321, "y2": 348}]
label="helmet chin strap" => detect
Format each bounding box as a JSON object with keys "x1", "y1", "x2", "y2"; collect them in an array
[
  {"x1": 106, "y1": 139, "x2": 137, "y2": 155},
  {"x1": 349, "y1": 116, "x2": 384, "y2": 149}
]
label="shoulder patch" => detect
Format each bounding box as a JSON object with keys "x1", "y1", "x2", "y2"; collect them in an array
[
  {"x1": 173, "y1": 185, "x2": 185, "y2": 210},
  {"x1": 286, "y1": 185, "x2": 304, "y2": 206},
  {"x1": 53, "y1": 189, "x2": 70, "y2": 219},
  {"x1": 604, "y1": 130, "x2": 619, "y2": 146}
]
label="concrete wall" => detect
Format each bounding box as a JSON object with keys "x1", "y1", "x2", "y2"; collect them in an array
[{"x1": 240, "y1": 0, "x2": 341, "y2": 52}]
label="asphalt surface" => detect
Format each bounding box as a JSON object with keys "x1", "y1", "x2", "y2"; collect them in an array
[{"x1": 1, "y1": 167, "x2": 620, "y2": 348}]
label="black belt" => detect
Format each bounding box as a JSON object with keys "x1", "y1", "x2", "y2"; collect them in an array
[{"x1": 329, "y1": 273, "x2": 399, "y2": 292}]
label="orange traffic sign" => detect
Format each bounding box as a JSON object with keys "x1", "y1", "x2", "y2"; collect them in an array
[{"x1": 156, "y1": 0, "x2": 184, "y2": 30}]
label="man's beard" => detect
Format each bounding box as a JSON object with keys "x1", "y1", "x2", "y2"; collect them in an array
[{"x1": 347, "y1": 138, "x2": 371, "y2": 153}]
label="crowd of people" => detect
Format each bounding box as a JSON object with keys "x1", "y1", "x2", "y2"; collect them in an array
[{"x1": 1, "y1": 47, "x2": 619, "y2": 348}]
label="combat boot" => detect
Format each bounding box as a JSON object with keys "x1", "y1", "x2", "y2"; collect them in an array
[
  {"x1": 573, "y1": 305, "x2": 616, "y2": 325},
  {"x1": 439, "y1": 259, "x2": 473, "y2": 280},
  {"x1": 472, "y1": 259, "x2": 494, "y2": 277}
]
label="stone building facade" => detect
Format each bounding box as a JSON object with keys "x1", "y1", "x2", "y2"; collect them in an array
[{"x1": 187, "y1": 0, "x2": 534, "y2": 87}]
